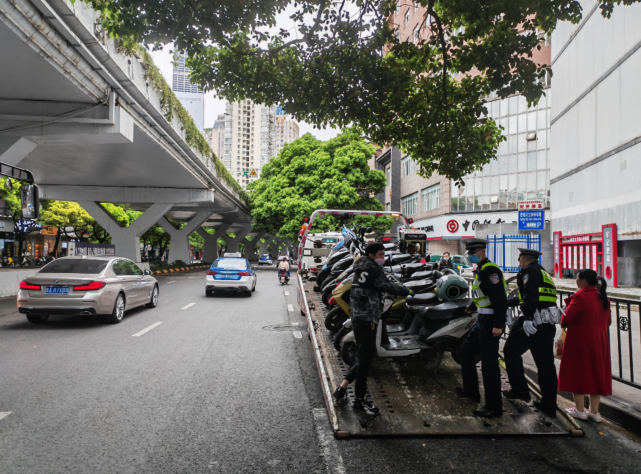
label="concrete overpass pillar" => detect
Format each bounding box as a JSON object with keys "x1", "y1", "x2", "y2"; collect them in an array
[
  {"x1": 244, "y1": 231, "x2": 266, "y2": 261},
  {"x1": 197, "y1": 223, "x2": 231, "y2": 263},
  {"x1": 259, "y1": 236, "x2": 274, "y2": 257},
  {"x1": 79, "y1": 202, "x2": 173, "y2": 263},
  {"x1": 158, "y1": 212, "x2": 211, "y2": 265},
  {"x1": 226, "y1": 227, "x2": 251, "y2": 253}
]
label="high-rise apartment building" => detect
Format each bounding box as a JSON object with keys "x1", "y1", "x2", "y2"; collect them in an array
[
  {"x1": 222, "y1": 100, "x2": 277, "y2": 188},
  {"x1": 205, "y1": 114, "x2": 226, "y2": 158},
  {"x1": 172, "y1": 52, "x2": 205, "y2": 131},
  {"x1": 275, "y1": 107, "x2": 300, "y2": 152}
]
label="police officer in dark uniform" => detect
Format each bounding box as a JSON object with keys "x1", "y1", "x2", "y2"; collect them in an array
[
  {"x1": 457, "y1": 239, "x2": 508, "y2": 418},
  {"x1": 503, "y1": 248, "x2": 560, "y2": 417}
]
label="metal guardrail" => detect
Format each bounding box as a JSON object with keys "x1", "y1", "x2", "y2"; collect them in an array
[{"x1": 464, "y1": 276, "x2": 640, "y2": 391}]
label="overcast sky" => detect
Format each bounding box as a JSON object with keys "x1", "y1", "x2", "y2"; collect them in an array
[{"x1": 149, "y1": 43, "x2": 341, "y2": 141}]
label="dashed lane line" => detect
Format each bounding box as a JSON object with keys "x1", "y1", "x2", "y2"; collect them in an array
[
  {"x1": 166, "y1": 281, "x2": 176, "y2": 284},
  {"x1": 287, "y1": 304, "x2": 294, "y2": 312},
  {"x1": 0, "y1": 412, "x2": 11, "y2": 421},
  {"x1": 181, "y1": 303, "x2": 196, "y2": 310},
  {"x1": 293, "y1": 331, "x2": 302, "y2": 339},
  {"x1": 284, "y1": 291, "x2": 290, "y2": 295},
  {"x1": 132, "y1": 322, "x2": 163, "y2": 337}
]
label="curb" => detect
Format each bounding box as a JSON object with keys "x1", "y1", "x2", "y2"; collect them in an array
[
  {"x1": 152, "y1": 265, "x2": 208, "y2": 275},
  {"x1": 520, "y1": 361, "x2": 641, "y2": 435}
]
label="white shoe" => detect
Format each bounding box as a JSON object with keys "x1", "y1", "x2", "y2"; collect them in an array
[
  {"x1": 586, "y1": 410, "x2": 602, "y2": 423},
  {"x1": 566, "y1": 407, "x2": 588, "y2": 420}
]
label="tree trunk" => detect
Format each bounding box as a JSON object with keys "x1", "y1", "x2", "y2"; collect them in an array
[{"x1": 52, "y1": 227, "x2": 62, "y2": 257}]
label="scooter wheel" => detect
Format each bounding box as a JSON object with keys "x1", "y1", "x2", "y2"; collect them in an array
[
  {"x1": 333, "y1": 325, "x2": 350, "y2": 351},
  {"x1": 321, "y1": 285, "x2": 335, "y2": 306},
  {"x1": 324, "y1": 307, "x2": 347, "y2": 332},
  {"x1": 340, "y1": 340, "x2": 357, "y2": 367}
]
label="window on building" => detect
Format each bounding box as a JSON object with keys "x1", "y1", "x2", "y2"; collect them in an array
[
  {"x1": 413, "y1": 26, "x2": 419, "y2": 43},
  {"x1": 395, "y1": 29, "x2": 400, "y2": 41},
  {"x1": 401, "y1": 193, "x2": 418, "y2": 217},
  {"x1": 414, "y1": 2, "x2": 419, "y2": 12},
  {"x1": 422, "y1": 183, "x2": 440, "y2": 211},
  {"x1": 402, "y1": 155, "x2": 416, "y2": 177},
  {"x1": 405, "y1": 10, "x2": 410, "y2": 27}
]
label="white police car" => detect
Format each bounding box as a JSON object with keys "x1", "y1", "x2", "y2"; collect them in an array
[
  {"x1": 205, "y1": 256, "x2": 257, "y2": 297},
  {"x1": 258, "y1": 254, "x2": 273, "y2": 265}
]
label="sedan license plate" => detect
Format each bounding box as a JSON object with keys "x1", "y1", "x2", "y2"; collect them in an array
[
  {"x1": 215, "y1": 274, "x2": 240, "y2": 280},
  {"x1": 45, "y1": 286, "x2": 69, "y2": 294}
]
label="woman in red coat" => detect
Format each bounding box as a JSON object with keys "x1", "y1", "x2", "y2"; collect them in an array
[{"x1": 558, "y1": 269, "x2": 612, "y2": 422}]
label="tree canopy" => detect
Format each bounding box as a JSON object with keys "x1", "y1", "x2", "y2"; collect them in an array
[
  {"x1": 88, "y1": 0, "x2": 634, "y2": 182},
  {"x1": 248, "y1": 129, "x2": 391, "y2": 241}
]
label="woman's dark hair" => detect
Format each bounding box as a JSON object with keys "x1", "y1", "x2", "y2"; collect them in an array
[
  {"x1": 443, "y1": 252, "x2": 450, "y2": 256},
  {"x1": 578, "y1": 268, "x2": 609, "y2": 310}
]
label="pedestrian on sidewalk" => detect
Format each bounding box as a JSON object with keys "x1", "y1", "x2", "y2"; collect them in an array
[{"x1": 558, "y1": 269, "x2": 612, "y2": 423}]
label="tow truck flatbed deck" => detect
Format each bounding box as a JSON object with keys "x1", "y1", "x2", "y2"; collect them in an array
[{"x1": 298, "y1": 275, "x2": 583, "y2": 438}]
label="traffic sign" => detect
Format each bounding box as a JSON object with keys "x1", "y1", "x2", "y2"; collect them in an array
[
  {"x1": 518, "y1": 210, "x2": 544, "y2": 230},
  {"x1": 249, "y1": 168, "x2": 258, "y2": 177},
  {"x1": 518, "y1": 200, "x2": 544, "y2": 210}
]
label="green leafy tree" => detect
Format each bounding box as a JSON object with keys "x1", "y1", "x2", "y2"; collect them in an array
[
  {"x1": 86, "y1": 0, "x2": 634, "y2": 182},
  {"x1": 248, "y1": 129, "x2": 390, "y2": 241}
]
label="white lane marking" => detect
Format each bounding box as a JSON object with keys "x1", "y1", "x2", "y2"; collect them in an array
[
  {"x1": 181, "y1": 303, "x2": 196, "y2": 310},
  {"x1": 132, "y1": 322, "x2": 163, "y2": 337},
  {"x1": 0, "y1": 412, "x2": 11, "y2": 421},
  {"x1": 166, "y1": 281, "x2": 176, "y2": 284},
  {"x1": 284, "y1": 291, "x2": 290, "y2": 295},
  {"x1": 313, "y1": 408, "x2": 346, "y2": 474},
  {"x1": 188, "y1": 276, "x2": 195, "y2": 279},
  {"x1": 293, "y1": 331, "x2": 302, "y2": 339},
  {"x1": 287, "y1": 304, "x2": 294, "y2": 312}
]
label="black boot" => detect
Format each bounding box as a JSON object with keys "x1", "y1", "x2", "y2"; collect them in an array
[
  {"x1": 455, "y1": 387, "x2": 481, "y2": 403},
  {"x1": 472, "y1": 406, "x2": 503, "y2": 418},
  {"x1": 502, "y1": 389, "x2": 531, "y2": 402}
]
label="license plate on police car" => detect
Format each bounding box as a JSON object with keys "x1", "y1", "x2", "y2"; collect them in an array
[
  {"x1": 217, "y1": 275, "x2": 238, "y2": 280},
  {"x1": 45, "y1": 286, "x2": 69, "y2": 294}
]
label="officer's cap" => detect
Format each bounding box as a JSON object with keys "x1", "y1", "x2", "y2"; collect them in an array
[
  {"x1": 463, "y1": 238, "x2": 488, "y2": 251},
  {"x1": 517, "y1": 248, "x2": 542, "y2": 258}
]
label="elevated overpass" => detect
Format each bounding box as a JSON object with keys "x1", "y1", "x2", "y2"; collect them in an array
[{"x1": 0, "y1": 0, "x2": 291, "y2": 261}]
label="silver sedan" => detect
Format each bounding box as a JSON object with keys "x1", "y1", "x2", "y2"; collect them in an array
[{"x1": 17, "y1": 256, "x2": 159, "y2": 324}]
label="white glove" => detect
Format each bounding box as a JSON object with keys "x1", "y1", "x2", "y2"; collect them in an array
[{"x1": 523, "y1": 320, "x2": 538, "y2": 337}]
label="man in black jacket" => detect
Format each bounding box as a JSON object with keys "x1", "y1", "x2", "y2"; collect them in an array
[
  {"x1": 503, "y1": 248, "x2": 559, "y2": 417},
  {"x1": 332, "y1": 242, "x2": 411, "y2": 415},
  {"x1": 436, "y1": 252, "x2": 455, "y2": 271}
]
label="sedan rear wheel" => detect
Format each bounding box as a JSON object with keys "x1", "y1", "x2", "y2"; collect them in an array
[
  {"x1": 145, "y1": 285, "x2": 159, "y2": 308},
  {"x1": 26, "y1": 314, "x2": 49, "y2": 325},
  {"x1": 105, "y1": 293, "x2": 126, "y2": 324}
]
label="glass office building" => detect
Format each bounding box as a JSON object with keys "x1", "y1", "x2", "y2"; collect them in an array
[{"x1": 451, "y1": 89, "x2": 551, "y2": 213}]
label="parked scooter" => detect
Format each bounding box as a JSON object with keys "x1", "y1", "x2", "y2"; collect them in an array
[
  {"x1": 278, "y1": 268, "x2": 290, "y2": 285},
  {"x1": 339, "y1": 273, "x2": 475, "y2": 368},
  {"x1": 35, "y1": 254, "x2": 55, "y2": 266}
]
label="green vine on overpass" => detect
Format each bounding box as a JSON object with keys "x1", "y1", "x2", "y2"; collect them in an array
[{"x1": 119, "y1": 42, "x2": 249, "y2": 206}]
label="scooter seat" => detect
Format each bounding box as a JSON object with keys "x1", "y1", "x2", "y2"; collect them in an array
[
  {"x1": 406, "y1": 292, "x2": 438, "y2": 307},
  {"x1": 420, "y1": 299, "x2": 471, "y2": 321}
]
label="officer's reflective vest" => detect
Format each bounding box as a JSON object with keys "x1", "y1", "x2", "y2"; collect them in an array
[
  {"x1": 518, "y1": 268, "x2": 557, "y2": 304},
  {"x1": 472, "y1": 262, "x2": 508, "y2": 308}
]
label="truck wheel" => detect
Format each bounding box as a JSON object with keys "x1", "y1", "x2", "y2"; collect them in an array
[
  {"x1": 26, "y1": 314, "x2": 49, "y2": 325},
  {"x1": 340, "y1": 340, "x2": 357, "y2": 367},
  {"x1": 324, "y1": 307, "x2": 347, "y2": 332}
]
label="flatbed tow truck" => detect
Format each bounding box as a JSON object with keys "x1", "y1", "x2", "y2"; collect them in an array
[{"x1": 297, "y1": 209, "x2": 583, "y2": 438}]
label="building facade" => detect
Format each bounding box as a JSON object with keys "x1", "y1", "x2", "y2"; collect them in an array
[
  {"x1": 222, "y1": 100, "x2": 276, "y2": 188},
  {"x1": 205, "y1": 114, "x2": 225, "y2": 158},
  {"x1": 385, "y1": 3, "x2": 552, "y2": 256},
  {"x1": 551, "y1": 1, "x2": 641, "y2": 286},
  {"x1": 275, "y1": 107, "x2": 300, "y2": 153},
  {"x1": 172, "y1": 52, "x2": 205, "y2": 131}
]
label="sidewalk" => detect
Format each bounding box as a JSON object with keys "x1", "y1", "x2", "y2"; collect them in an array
[{"x1": 498, "y1": 275, "x2": 641, "y2": 433}]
